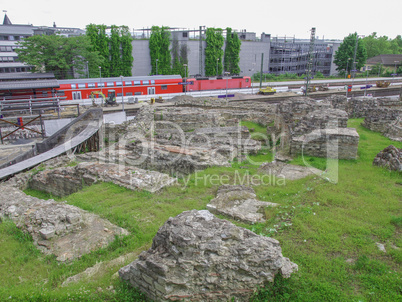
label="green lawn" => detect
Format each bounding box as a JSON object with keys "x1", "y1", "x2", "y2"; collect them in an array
[{"x1": 0, "y1": 119, "x2": 401, "y2": 301}]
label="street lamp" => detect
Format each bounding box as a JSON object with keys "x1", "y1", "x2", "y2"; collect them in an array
[
  {"x1": 364, "y1": 68, "x2": 369, "y2": 97},
  {"x1": 99, "y1": 66, "x2": 102, "y2": 97},
  {"x1": 345, "y1": 58, "x2": 351, "y2": 79},
  {"x1": 393, "y1": 61, "x2": 399, "y2": 86},
  {"x1": 120, "y1": 75, "x2": 125, "y2": 114},
  {"x1": 156, "y1": 59, "x2": 158, "y2": 75},
  {"x1": 225, "y1": 71, "x2": 230, "y2": 100},
  {"x1": 183, "y1": 64, "x2": 188, "y2": 95}
]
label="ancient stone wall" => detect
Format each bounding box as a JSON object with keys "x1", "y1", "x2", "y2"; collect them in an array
[
  {"x1": 28, "y1": 162, "x2": 176, "y2": 196},
  {"x1": 346, "y1": 97, "x2": 402, "y2": 118},
  {"x1": 293, "y1": 109, "x2": 348, "y2": 136},
  {"x1": 290, "y1": 128, "x2": 359, "y2": 160},
  {"x1": 0, "y1": 183, "x2": 128, "y2": 262},
  {"x1": 362, "y1": 108, "x2": 402, "y2": 134},
  {"x1": 119, "y1": 210, "x2": 297, "y2": 302}
]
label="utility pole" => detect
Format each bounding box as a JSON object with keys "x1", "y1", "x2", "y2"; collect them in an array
[
  {"x1": 304, "y1": 27, "x2": 316, "y2": 96},
  {"x1": 199, "y1": 26, "x2": 203, "y2": 76},
  {"x1": 259, "y1": 53, "x2": 264, "y2": 90}
]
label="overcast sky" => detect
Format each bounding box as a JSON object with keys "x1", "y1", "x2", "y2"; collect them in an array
[{"x1": 3, "y1": 0, "x2": 401, "y2": 40}]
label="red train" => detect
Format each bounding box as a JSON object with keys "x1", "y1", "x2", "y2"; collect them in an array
[{"x1": 57, "y1": 75, "x2": 252, "y2": 101}]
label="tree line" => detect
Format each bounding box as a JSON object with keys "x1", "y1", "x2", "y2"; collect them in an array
[
  {"x1": 334, "y1": 32, "x2": 402, "y2": 77},
  {"x1": 149, "y1": 26, "x2": 241, "y2": 78},
  {"x1": 15, "y1": 25, "x2": 400, "y2": 80},
  {"x1": 15, "y1": 25, "x2": 242, "y2": 80}
]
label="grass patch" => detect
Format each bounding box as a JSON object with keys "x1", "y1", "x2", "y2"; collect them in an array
[{"x1": 1, "y1": 118, "x2": 401, "y2": 301}]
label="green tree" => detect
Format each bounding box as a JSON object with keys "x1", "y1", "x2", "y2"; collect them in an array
[
  {"x1": 86, "y1": 24, "x2": 110, "y2": 77},
  {"x1": 334, "y1": 33, "x2": 367, "y2": 74},
  {"x1": 15, "y1": 34, "x2": 103, "y2": 79},
  {"x1": 224, "y1": 28, "x2": 241, "y2": 75},
  {"x1": 110, "y1": 25, "x2": 122, "y2": 77},
  {"x1": 179, "y1": 43, "x2": 188, "y2": 77},
  {"x1": 149, "y1": 26, "x2": 171, "y2": 75},
  {"x1": 205, "y1": 28, "x2": 224, "y2": 77},
  {"x1": 120, "y1": 26, "x2": 133, "y2": 76},
  {"x1": 171, "y1": 38, "x2": 188, "y2": 78}
]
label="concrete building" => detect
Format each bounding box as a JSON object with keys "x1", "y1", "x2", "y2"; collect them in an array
[
  {"x1": 131, "y1": 28, "x2": 271, "y2": 78},
  {"x1": 130, "y1": 28, "x2": 341, "y2": 78},
  {"x1": 0, "y1": 14, "x2": 85, "y2": 75},
  {"x1": 268, "y1": 37, "x2": 341, "y2": 77}
]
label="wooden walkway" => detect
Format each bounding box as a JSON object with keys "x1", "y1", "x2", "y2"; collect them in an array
[{"x1": 0, "y1": 110, "x2": 102, "y2": 180}]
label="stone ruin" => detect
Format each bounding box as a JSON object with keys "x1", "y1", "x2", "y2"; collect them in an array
[
  {"x1": 0, "y1": 178, "x2": 129, "y2": 262},
  {"x1": 385, "y1": 115, "x2": 402, "y2": 142},
  {"x1": 206, "y1": 185, "x2": 278, "y2": 224},
  {"x1": 290, "y1": 128, "x2": 359, "y2": 160},
  {"x1": 119, "y1": 210, "x2": 297, "y2": 302},
  {"x1": 273, "y1": 96, "x2": 360, "y2": 160},
  {"x1": 259, "y1": 161, "x2": 323, "y2": 181},
  {"x1": 372, "y1": 145, "x2": 402, "y2": 172},
  {"x1": 29, "y1": 161, "x2": 176, "y2": 196},
  {"x1": 346, "y1": 96, "x2": 402, "y2": 118},
  {"x1": 85, "y1": 105, "x2": 265, "y2": 177},
  {"x1": 362, "y1": 108, "x2": 402, "y2": 137},
  {"x1": 345, "y1": 96, "x2": 402, "y2": 142}
]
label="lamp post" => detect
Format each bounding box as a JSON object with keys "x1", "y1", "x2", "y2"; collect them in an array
[
  {"x1": 364, "y1": 68, "x2": 369, "y2": 97},
  {"x1": 225, "y1": 71, "x2": 230, "y2": 101},
  {"x1": 99, "y1": 66, "x2": 102, "y2": 97},
  {"x1": 156, "y1": 59, "x2": 158, "y2": 75},
  {"x1": 120, "y1": 75, "x2": 125, "y2": 114},
  {"x1": 345, "y1": 58, "x2": 351, "y2": 79},
  {"x1": 393, "y1": 61, "x2": 399, "y2": 86},
  {"x1": 378, "y1": 63, "x2": 382, "y2": 77},
  {"x1": 183, "y1": 64, "x2": 188, "y2": 95}
]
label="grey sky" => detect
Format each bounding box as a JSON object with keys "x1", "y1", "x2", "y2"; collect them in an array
[{"x1": 3, "y1": 0, "x2": 401, "y2": 40}]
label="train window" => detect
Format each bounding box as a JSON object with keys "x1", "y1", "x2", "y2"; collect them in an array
[
  {"x1": 117, "y1": 93, "x2": 122, "y2": 97},
  {"x1": 106, "y1": 82, "x2": 114, "y2": 87},
  {"x1": 143, "y1": 80, "x2": 149, "y2": 85},
  {"x1": 134, "y1": 81, "x2": 141, "y2": 85},
  {"x1": 245, "y1": 78, "x2": 249, "y2": 82},
  {"x1": 116, "y1": 81, "x2": 122, "y2": 86},
  {"x1": 98, "y1": 83, "x2": 105, "y2": 87},
  {"x1": 151, "y1": 80, "x2": 155, "y2": 85},
  {"x1": 57, "y1": 90, "x2": 65, "y2": 96},
  {"x1": 125, "y1": 81, "x2": 132, "y2": 86},
  {"x1": 88, "y1": 83, "x2": 96, "y2": 88},
  {"x1": 71, "y1": 84, "x2": 76, "y2": 89},
  {"x1": 78, "y1": 84, "x2": 86, "y2": 89},
  {"x1": 134, "y1": 92, "x2": 141, "y2": 95},
  {"x1": 161, "y1": 85, "x2": 167, "y2": 90},
  {"x1": 126, "y1": 92, "x2": 133, "y2": 96}
]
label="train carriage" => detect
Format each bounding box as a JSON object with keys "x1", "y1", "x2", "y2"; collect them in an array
[
  {"x1": 186, "y1": 76, "x2": 251, "y2": 91},
  {"x1": 57, "y1": 75, "x2": 183, "y2": 100}
]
